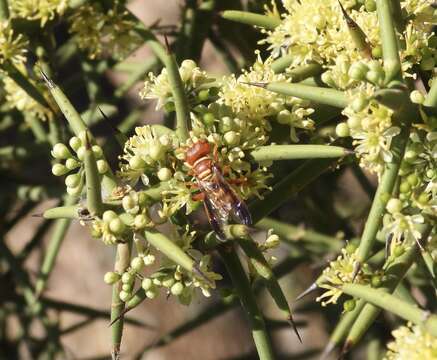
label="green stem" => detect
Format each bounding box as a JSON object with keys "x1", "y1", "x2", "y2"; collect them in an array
[
  {"x1": 345, "y1": 239, "x2": 423, "y2": 350},
  {"x1": 221, "y1": 10, "x2": 280, "y2": 30},
  {"x1": 249, "y1": 157, "x2": 339, "y2": 223},
  {"x1": 258, "y1": 82, "x2": 349, "y2": 108},
  {"x1": 271, "y1": 55, "x2": 294, "y2": 74},
  {"x1": 256, "y1": 217, "x2": 343, "y2": 252},
  {"x1": 27, "y1": 115, "x2": 47, "y2": 143},
  {"x1": 218, "y1": 245, "x2": 274, "y2": 360},
  {"x1": 111, "y1": 243, "x2": 131, "y2": 360},
  {"x1": 250, "y1": 145, "x2": 350, "y2": 162},
  {"x1": 376, "y1": 0, "x2": 401, "y2": 81},
  {"x1": 342, "y1": 283, "x2": 437, "y2": 336},
  {"x1": 356, "y1": 104, "x2": 414, "y2": 263},
  {"x1": 0, "y1": 0, "x2": 9, "y2": 19},
  {"x1": 389, "y1": 0, "x2": 406, "y2": 34},
  {"x1": 35, "y1": 197, "x2": 75, "y2": 297},
  {"x1": 84, "y1": 133, "x2": 103, "y2": 216}
]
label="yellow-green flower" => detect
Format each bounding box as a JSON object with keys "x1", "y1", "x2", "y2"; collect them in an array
[
  {"x1": 0, "y1": 21, "x2": 28, "y2": 65},
  {"x1": 9, "y1": 0, "x2": 67, "y2": 26},
  {"x1": 384, "y1": 323, "x2": 437, "y2": 360}
]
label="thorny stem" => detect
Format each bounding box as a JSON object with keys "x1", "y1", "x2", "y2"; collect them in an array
[
  {"x1": 221, "y1": 10, "x2": 281, "y2": 30},
  {"x1": 218, "y1": 244, "x2": 275, "y2": 360},
  {"x1": 250, "y1": 144, "x2": 351, "y2": 162},
  {"x1": 342, "y1": 283, "x2": 437, "y2": 336},
  {"x1": 376, "y1": 0, "x2": 402, "y2": 82}
]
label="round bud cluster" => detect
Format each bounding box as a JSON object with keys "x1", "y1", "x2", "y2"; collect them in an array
[
  {"x1": 92, "y1": 210, "x2": 127, "y2": 245},
  {"x1": 51, "y1": 134, "x2": 109, "y2": 196},
  {"x1": 348, "y1": 60, "x2": 386, "y2": 87}
]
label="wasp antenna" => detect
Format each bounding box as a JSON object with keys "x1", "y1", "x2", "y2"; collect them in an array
[
  {"x1": 295, "y1": 282, "x2": 319, "y2": 302},
  {"x1": 40, "y1": 70, "x2": 55, "y2": 89},
  {"x1": 287, "y1": 315, "x2": 303, "y2": 343}
]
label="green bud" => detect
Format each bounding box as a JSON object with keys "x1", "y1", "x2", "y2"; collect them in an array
[
  {"x1": 379, "y1": 192, "x2": 391, "y2": 204},
  {"x1": 104, "y1": 271, "x2": 120, "y2": 284},
  {"x1": 148, "y1": 141, "x2": 165, "y2": 161},
  {"x1": 157, "y1": 167, "x2": 172, "y2": 181},
  {"x1": 365, "y1": 0, "x2": 376, "y2": 11},
  {"x1": 66, "y1": 185, "x2": 82, "y2": 196},
  {"x1": 404, "y1": 150, "x2": 418, "y2": 163},
  {"x1": 65, "y1": 158, "x2": 80, "y2": 170},
  {"x1": 393, "y1": 246, "x2": 405, "y2": 257},
  {"x1": 102, "y1": 210, "x2": 118, "y2": 223},
  {"x1": 197, "y1": 89, "x2": 210, "y2": 102},
  {"x1": 426, "y1": 169, "x2": 435, "y2": 178},
  {"x1": 179, "y1": 66, "x2": 193, "y2": 83},
  {"x1": 277, "y1": 109, "x2": 292, "y2": 124},
  {"x1": 371, "y1": 46, "x2": 382, "y2": 58},
  {"x1": 137, "y1": 192, "x2": 150, "y2": 207},
  {"x1": 371, "y1": 275, "x2": 382, "y2": 288},
  {"x1": 76, "y1": 146, "x2": 86, "y2": 161},
  {"x1": 121, "y1": 272, "x2": 133, "y2": 284},
  {"x1": 407, "y1": 173, "x2": 419, "y2": 186},
  {"x1": 122, "y1": 283, "x2": 133, "y2": 292},
  {"x1": 142, "y1": 278, "x2": 153, "y2": 290},
  {"x1": 162, "y1": 277, "x2": 175, "y2": 288},
  {"x1": 164, "y1": 102, "x2": 175, "y2": 113},
  {"x1": 343, "y1": 299, "x2": 356, "y2": 312},
  {"x1": 418, "y1": 193, "x2": 429, "y2": 205},
  {"x1": 335, "y1": 122, "x2": 350, "y2": 137},
  {"x1": 345, "y1": 242, "x2": 357, "y2": 254},
  {"x1": 181, "y1": 59, "x2": 197, "y2": 72},
  {"x1": 131, "y1": 257, "x2": 143, "y2": 272},
  {"x1": 366, "y1": 70, "x2": 383, "y2": 84},
  {"x1": 224, "y1": 131, "x2": 240, "y2": 146},
  {"x1": 143, "y1": 254, "x2": 155, "y2": 266},
  {"x1": 399, "y1": 181, "x2": 411, "y2": 194},
  {"x1": 29, "y1": 187, "x2": 44, "y2": 201},
  {"x1": 69, "y1": 136, "x2": 82, "y2": 151},
  {"x1": 146, "y1": 289, "x2": 158, "y2": 299},
  {"x1": 65, "y1": 173, "x2": 81, "y2": 188},
  {"x1": 351, "y1": 97, "x2": 369, "y2": 112},
  {"x1": 170, "y1": 282, "x2": 184, "y2": 296},
  {"x1": 109, "y1": 218, "x2": 125, "y2": 235},
  {"x1": 129, "y1": 155, "x2": 145, "y2": 170},
  {"x1": 386, "y1": 198, "x2": 402, "y2": 214},
  {"x1": 119, "y1": 290, "x2": 131, "y2": 302},
  {"x1": 347, "y1": 116, "x2": 361, "y2": 129},
  {"x1": 96, "y1": 159, "x2": 109, "y2": 174},
  {"x1": 52, "y1": 143, "x2": 72, "y2": 159},
  {"x1": 91, "y1": 145, "x2": 103, "y2": 159},
  {"x1": 203, "y1": 112, "x2": 215, "y2": 126},
  {"x1": 52, "y1": 163, "x2": 69, "y2": 176},
  {"x1": 122, "y1": 195, "x2": 136, "y2": 211},
  {"x1": 410, "y1": 90, "x2": 425, "y2": 104},
  {"x1": 348, "y1": 62, "x2": 368, "y2": 81},
  {"x1": 134, "y1": 214, "x2": 149, "y2": 229}
]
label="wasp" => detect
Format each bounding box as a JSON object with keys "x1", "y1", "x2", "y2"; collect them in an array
[{"x1": 185, "y1": 140, "x2": 252, "y2": 240}]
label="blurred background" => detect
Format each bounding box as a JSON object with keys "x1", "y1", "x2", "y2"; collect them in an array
[{"x1": 1, "y1": 1, "x2": 376, "y2": 359}]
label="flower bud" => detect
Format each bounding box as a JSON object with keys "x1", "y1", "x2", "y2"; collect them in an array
[
  {"x1": 65, "y1": 173, "x2": 81, "y2": 188},
  {"x1": 197, "y1": 89, "x2": 210, "y2": 102},
  {"x1": 418, "y1": 193, "x2": 429, "y2": 205},
  {"x1": 171, "y1": 282, "x2": 184, "y2": 296},
  {"x1": 224, "y1": 131, "x2": 240, "y2": 146},
  {"x1": 157, "y1": 167, "x2": 172, "y2": 181},
  {"x1": 92, "y1": 145, "x2": 103, "y2": 158},
  {"x1": 52, "y1": 143, "x2": 72, "y2": 159},
  {"x1": 410, "y1": 90, "x2": 424, "y2": 104},
  {"x1": 371, "y1": 46, "x2": 382, "y2": 58},
  {"x1": 407, "y1": 173, "x2": 419, "y2": 186},
  {"x1": 104, "y1": 271, "x2": 120, "y2": 284},
  {"x1": 366, "y1": 70, "x2": 383, "y2": 84},
  {"x1": 143, "y1": 254, "x2": 155, "y2": 266},
  {"x1": 351, "y1": 96, "x2": 368, "y2": 112},
  {"x1": 343, "y1": 299, "x2": 356, "y2": 312},
  {"x1": 265, "y1": 234, "x2": 280, "y2": 248},
  {"x1": 335, "y1": 122, "x2": 350, "y2": 137},
  {"x1": 131, "y1": 257, "x2": 144, "y2": 272},
  {"x1": 52, "y1": 164, "x2": 69, "y2": 176},
  {"x1": 146, "y1": 289, "x2": 158, "y2": 299},
  {"x1": 371, "y1": 275, "x2": 382, "y2": 287},
  {"x1": 97, "y1": 159, "x2": 109, "y2": 174},
  {"x1": 142, "y1": 278, "x2": 153, "y2": 290},
  {"x1": 348, "y1": 62, "x2": 368, "y2": 81},
  {"x1": 102, "y1": 210, "x2": 118, "y2": 223},
  {"x1": 134, "y1": 214, "x2": 149, "y2": 229},
  {"x1": 179, "y1": 66, "x2": 193, "y2": 83},
  {"x1": 162, "y1": 277, "x2": 175, "y2": 288},
  {"x1": 277, "y1": 109, "x2": 292, "y2": 124},
  {"x1": 148, "y1": 141, "x2": 165, "y2": 161},
  {"x1": 347, "y1": 116, "x2": 361, "y2": 129},
  {"x1": 365, "y1": 0, "x2": 376, "y2": 11},
  {"x1": 386, "y1": 198, "x2": 402, "y2": 214},
  {"x1": 69, "y1": 136, "x2": 82, "y2": 151},
  {"x1": 203, "y1": 112, "x2": 215, "y2": 126},
  {"x1": 121, "y1": 272, "x2": 133, "y2": 284},
  {"x1": 76, "y1": 146, "x2": 86, "y2": 161},
  {"x1": 119, "y1": 290, "x2": 131, "y2": 302},
  {"x1": 129, "y1": 155, "x2": 145, "y2": 170},
  {"x1": 122, "y1": 283, "x2": 132, "y2": 292},
  {"x1": 66, "y1": 185, "x2": 82, "y2": 196},
  {"x1": 109, "y1": 218, "x2": 125, "y2": 235},
  {"x1": 122, "y1": 194, "x2": 136, "y2": 211},
  {"x1": 65, "y1": 158, "x2": 80, "y2": 170},
  {"x1": 181, "y1": 59, "x2": 197, "y2": 72}
]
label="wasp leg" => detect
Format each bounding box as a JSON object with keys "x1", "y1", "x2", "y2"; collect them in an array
[{"x1": 203, "y1": 197, "x2": 226, "y2": 241}]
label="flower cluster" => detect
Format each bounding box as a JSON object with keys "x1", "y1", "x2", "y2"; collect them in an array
[
  {"x1": 9, "y1": 0, "x2": 67, "y2": 26},
  {"x1": 384, "y1": 323, "x2": 437, "y2": 360},
  {"x1": 51, "y1": 135, "x2": 110, "y2": 196},
  {"x1": 69, "y1": 2, "x2": 142, "y2": 60},
  {"x1": 0, "y1": 21, "x2": 28, "y2": 65}
]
